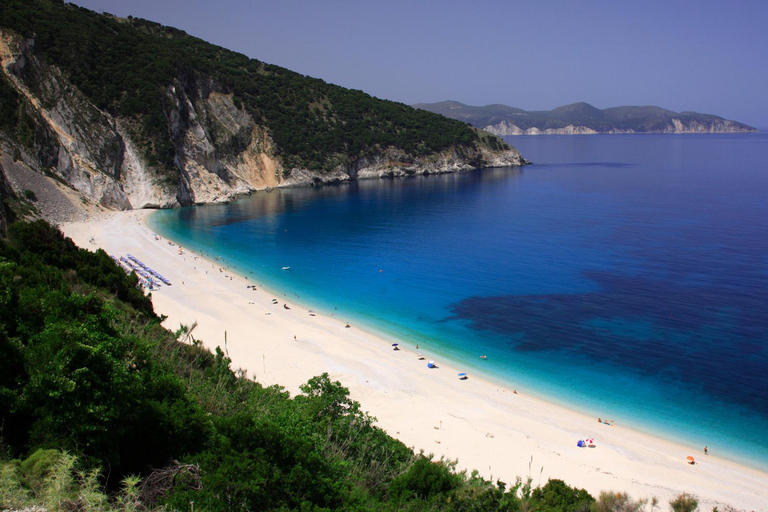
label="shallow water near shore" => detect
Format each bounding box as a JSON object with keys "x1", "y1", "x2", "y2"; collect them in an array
[{"x1": 149, "y1": 133, "x2": 768, "y2": 472}]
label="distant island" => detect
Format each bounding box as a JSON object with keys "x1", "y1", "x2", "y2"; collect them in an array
[{"x1": 414, "y1": 101, "x2": 758, "y2": 135}]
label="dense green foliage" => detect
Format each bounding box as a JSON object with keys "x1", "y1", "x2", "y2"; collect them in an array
[
  {"x1": 0, "y1": 218, "x2": 708, "y2": 510},
  {"x1": 0, "y1": 221, "x2": 201, "y2": 478},
  {"x1": 0, "y1": 218, "x2": 598, "y2": 510},
  {"x1": 0, "y1": 0, "x2": 494, "y2": 173},
  {"x1": 529, "y1": 479, "x2": 594, "y2": 512}
]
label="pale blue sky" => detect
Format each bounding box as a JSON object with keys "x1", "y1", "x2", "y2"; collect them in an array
[{"x1": 70, "y1": 1, "x2": 768, "y2": 126}]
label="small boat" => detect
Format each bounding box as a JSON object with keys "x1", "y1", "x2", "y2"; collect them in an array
[{"x1": 281, "y1": 266, "x2": 290, "y2": 270}]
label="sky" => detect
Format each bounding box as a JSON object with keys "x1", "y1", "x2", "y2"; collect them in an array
[{"x1": 69, "y1": 0, "x2": 768, "y2": 127}]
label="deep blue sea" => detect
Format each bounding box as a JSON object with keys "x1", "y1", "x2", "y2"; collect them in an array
[{"x1": 148, "y1": 133, "x2": 768, "y2": 472}]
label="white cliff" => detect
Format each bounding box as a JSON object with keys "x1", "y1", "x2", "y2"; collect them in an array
[{"x1": 0, "y1": 30, "x2": 527, "y2": 221}]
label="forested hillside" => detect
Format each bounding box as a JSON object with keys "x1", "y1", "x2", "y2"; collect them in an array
[
  {"x1": 0, "y1": 0, "x2": 521, "y2": 214},
  {"x1": 0, "y1": 216, "x2": 652, "y2": 510}
]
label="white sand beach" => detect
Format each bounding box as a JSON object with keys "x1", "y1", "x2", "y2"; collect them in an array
[{"x1": 61, "y1": 210, "x2": 768, "y2": 511}]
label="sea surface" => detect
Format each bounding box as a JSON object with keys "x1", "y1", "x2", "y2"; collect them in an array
[{"x1": 149, "y1": 133, "x2": 768, "y2": 472}]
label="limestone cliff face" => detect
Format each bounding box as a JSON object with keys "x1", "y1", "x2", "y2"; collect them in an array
[
  {"x1": 484, "y1": 122, "x2": 600, "y2": 136},
  {"x1": 163, "y1": 75, "x2": 283, "y2": 205},
  {"x1": 0, "y1": 30, "x2": 526, "y2": 219},
  {"x1": 0, "y1": 31, "x2": 174, "y2": 210},
  {"x1": 483, "y1": 119, "x2": 755, "y2": 136},
  {"x1": 663, "y1": 118, "x2": 751, "y2": 134},
  {"x1": 0, "y1": 30, "x2": 286, "y2": 212},
  {"x1": 283, "y1": 145, "x2": 527, "y2": 186}
]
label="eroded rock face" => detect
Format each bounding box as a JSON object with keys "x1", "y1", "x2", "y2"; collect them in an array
[
  {"x1": 0, "y1": 29, "x2": 288, "y2": 212},
  {"x1": 0, "y1": 30, "x2": 175, "y2": 210},
  {"x1": 483, "y1": 122, "x2": 602, "y2": 136},
  {"x1": 664, "y1": 118, "x2": 750, "y2": 134},
  {"x1": 164, "y1": 78, "x2": 283, "y2": 205},
  {"x1": 483, "y1": 119, "x2": 756, "y2": 136},
  {"x1": 1, "y1": 33, "x2": 133, "y2": 209},
  {"x1": 0, "y1": 29, "x2": 527, "y2": 219}
]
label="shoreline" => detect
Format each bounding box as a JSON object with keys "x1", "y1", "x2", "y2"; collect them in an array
[
  {"x1": 146, "y1": 208, "x2": 768, "y2": 478},
  {"x1": 60, "y1": 209, "x2": 768, "y2": 511}
]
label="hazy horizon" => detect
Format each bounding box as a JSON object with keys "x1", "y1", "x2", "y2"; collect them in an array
[{"x1": 69, "y1": 0, "x2": 768, "y2": 127}]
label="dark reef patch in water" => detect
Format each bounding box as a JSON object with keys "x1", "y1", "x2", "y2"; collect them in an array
[{"x1": 448, "y1": 270, "x2": 768, "y2": 415}]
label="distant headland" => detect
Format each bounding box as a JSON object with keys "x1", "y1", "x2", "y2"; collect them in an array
[{"x1": 414, "y1": 101, "x2": 758, "y2": 135}]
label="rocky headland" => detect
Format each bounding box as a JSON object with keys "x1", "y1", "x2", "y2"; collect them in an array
[
  {"x1": 415, "y1": 101, "x2": 758, "y2": 136},
  {"x1": 0, "y1": 2, "x2": 526, "y2": 224}
]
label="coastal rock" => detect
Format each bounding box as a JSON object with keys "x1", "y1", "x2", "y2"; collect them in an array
[
  {"x1": 0, "y1": 29, "x2": 527, "y2": 222},
  {"x1": 482, "y1": 118, "x2": 758, "y2": 136},
  {"x1": 484, "y1": 121, "x2": 600, "y2": 136},
  {"x1": 164, "y1": 77, "x2": 283, "y2": 204},
  {"x1": 1, "y1": 33, "x2": 133, "y2": 210},
  {"x1": 417, "y1": 100, "x2": 758, "y2": 136}
]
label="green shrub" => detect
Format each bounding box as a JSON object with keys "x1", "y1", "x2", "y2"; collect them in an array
[
  {"x1": 0, "y1": 0, "x2": 498, "y2": 174},
  {"x1": 0, "y1": 214, "x2": 724, "y2": 511},
  {"x1": 529, "y1": 478, "x2": 594, "y2": 512},
  {"x1": 669, "y1": 493, "x2": 698, "y2": 512},
  {"x1": 592, "y1": 491, "x2": 647, "y2": 512},
  {"x1": 18, "y1": 448, "x2": 60, "y2": 492},
  {"x1": 388, "y1": 455, "x2": 461, "y2": 503}
]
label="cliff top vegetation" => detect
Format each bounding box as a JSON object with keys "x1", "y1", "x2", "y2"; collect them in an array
[
  {"x1": 0, "y1": 214, "x2": 703, "y2": 511},
  {"x1": 0, "y1": 0, "x2": 510, "y2": 174}
]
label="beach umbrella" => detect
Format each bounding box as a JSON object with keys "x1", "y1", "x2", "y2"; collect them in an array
[
  {"x1": 428, "y1": 360, "x2": 435, "y2": 368},
  {"x1": 392, "y1": 343, "x2": 398, "y2": 347},
  {"x1": 687, "y1": 456, "x2": 695, "y2": 464},
  {"x1": 458, "y1": 372, "x2": 468, "y2": 380}
]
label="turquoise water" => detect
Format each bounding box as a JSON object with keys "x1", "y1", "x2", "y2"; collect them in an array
[{"x1": 148, "y1": 133, "x2": 768, "y2": 472}]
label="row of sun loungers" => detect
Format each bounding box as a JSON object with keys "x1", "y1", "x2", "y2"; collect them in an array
[{"x1": 112, "y1": 254, "x2": 172, "y2": 289}]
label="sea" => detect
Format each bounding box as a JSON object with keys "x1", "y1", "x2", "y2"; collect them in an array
[{"x1": 148, "y1": 133, "x2": 768, "y2": 472}]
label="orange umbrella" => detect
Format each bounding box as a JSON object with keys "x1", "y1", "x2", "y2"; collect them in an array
[{"x1": 686, "y1": 456, "x2": 695, "y2": 464}]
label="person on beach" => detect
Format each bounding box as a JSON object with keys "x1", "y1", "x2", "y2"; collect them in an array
[{"x1": 705, "y1": 446, "x2": 708, "y2": 455}]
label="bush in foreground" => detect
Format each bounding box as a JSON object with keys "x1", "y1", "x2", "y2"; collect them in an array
[{"x1": 0, "y1": 218, "x2": 724, "y2": 511}]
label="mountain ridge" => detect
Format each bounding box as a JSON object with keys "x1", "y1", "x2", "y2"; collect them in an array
[
  {"x1": 414, "y1": 100, "x2": 758, "y2": 135},
  {"x1": 0, "y1": 0, "x2": 526, "y2": 222}
]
